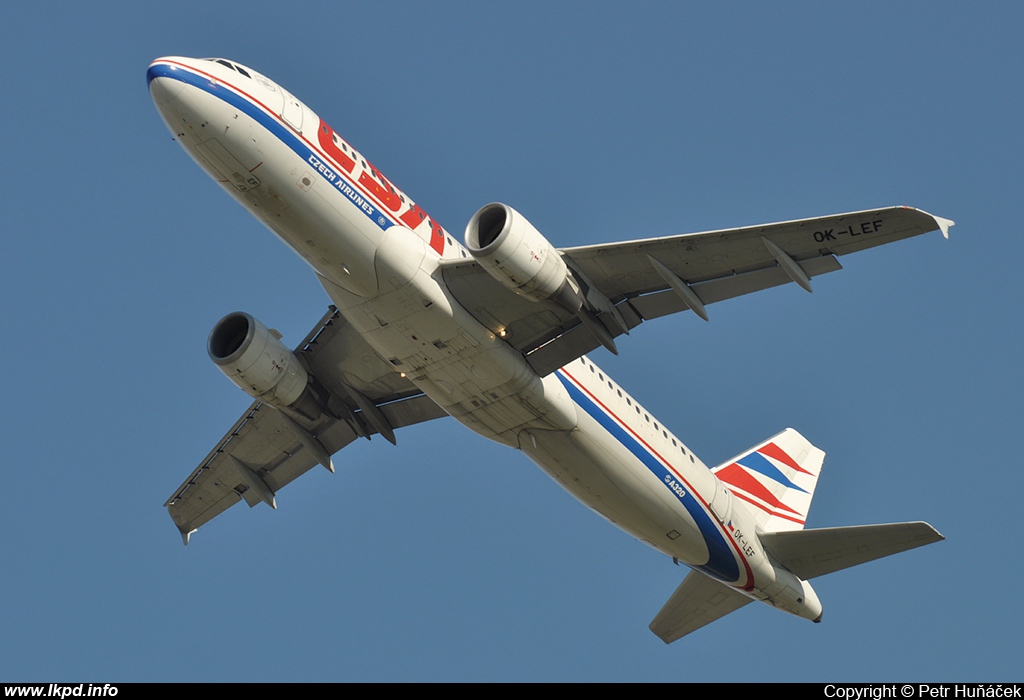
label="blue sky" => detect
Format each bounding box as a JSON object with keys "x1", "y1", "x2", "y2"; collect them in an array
[{"x1": 2, "y1": 1, "x2": 1021, "y2": 681}]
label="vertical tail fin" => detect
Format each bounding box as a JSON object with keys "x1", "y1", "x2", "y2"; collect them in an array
[{"x1": 711, "y1": 428, "x2": 824, "y2": 532}]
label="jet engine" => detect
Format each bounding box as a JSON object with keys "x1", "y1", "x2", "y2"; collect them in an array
[
  {"x1": 208, "y1": 312, "x2": 320, "y2": 419},
  {"x1": 465, "y1": 203, "x2": 583, "y2": 312}
]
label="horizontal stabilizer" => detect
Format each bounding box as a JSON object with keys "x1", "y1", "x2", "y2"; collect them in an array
[
  {"x1": 759, "y1": 521, "x2": 944, "y2": 581},
  {"x1": 649, "y1": 570, "x2": 752, "y2": 644}
]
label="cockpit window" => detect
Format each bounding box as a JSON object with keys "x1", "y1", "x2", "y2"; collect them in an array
[{"x1": 212, "y1": 59, "x2": 251, "y2": 78}]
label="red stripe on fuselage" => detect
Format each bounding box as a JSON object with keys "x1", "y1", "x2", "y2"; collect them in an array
[
  {"x1": 559, "y1": 368, "x2": 755, "y2": 590},
  {"x1": 154, "y1": 59, "x2": 446, "y2": 256}
]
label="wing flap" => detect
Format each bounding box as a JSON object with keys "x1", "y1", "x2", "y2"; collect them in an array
[
  {"x1": 564, "y1": 206, "x2": 949, "y2": 302},
  {"x1": 630, "y1": 255, "x2": 842, "y2": 322},
  {"x1": 165, "y1": 401, "x2": 360, "y2": 540},
  {"x1": 523, "y1": 303, "x2": 643, "y2": 377}
]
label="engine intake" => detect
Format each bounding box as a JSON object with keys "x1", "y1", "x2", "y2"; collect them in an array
[
  {"x1": 465, "y1": 203, "x2": 582, "y2": 311},
  {"x1": 209, "y1": 312, "x2": 318, "y2": 417}
]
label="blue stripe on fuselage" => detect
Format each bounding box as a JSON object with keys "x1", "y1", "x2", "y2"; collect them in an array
[
  {"x1": 147, "y1": 61, "x2": 395, "y2": 233},
  {"x1": 555, "y1": 370, "x2": 739, "y2": 583}
]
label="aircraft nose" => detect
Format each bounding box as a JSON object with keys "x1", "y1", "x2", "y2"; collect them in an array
[{"x1": 147, "y1": 57, "x2": 188, "y2": 104}]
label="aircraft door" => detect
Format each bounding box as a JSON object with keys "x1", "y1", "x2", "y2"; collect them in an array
[
  {"x1": 709, "y1": 478, "x2": 732, "y2": 524},
  {"x1": 280, "y1": 89, "x2": 303, "y2": 132}
]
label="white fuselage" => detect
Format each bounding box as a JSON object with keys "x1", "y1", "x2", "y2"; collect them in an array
[{"x1": 148, "y1": 56, "x2": 821, "y2": 621}]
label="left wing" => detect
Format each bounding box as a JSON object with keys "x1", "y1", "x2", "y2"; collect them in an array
[
  {"x1": 443, "y1": 206, "x2": 952, "y2": 376},
  {"x1": 165, "y1": 307, "x2": 448, "y2": 543}
]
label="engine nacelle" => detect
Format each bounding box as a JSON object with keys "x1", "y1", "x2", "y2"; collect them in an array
[
  {"x1": 208, "y1": 312, "x2": 311, "y2": 412},
  {"x1": 465, "y1": 203, "x2": 582, "y2": 311}
]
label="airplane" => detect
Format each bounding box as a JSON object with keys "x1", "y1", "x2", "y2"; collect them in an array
[{"x1": 149, "y1": 55, "x2": 950, "y2": 643}]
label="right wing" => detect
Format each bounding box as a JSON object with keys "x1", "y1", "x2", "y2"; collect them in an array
[
  {"x1": 165, "y1": 307, "x2": 448, "y2": 543},
  {"x1": 443, "y1": 206, "x2": 953, "y2": 377}
]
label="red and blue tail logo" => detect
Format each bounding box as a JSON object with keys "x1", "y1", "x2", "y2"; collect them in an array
[{"x1": 711, "y1": 428, "x2": 825, "y2": 532}]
